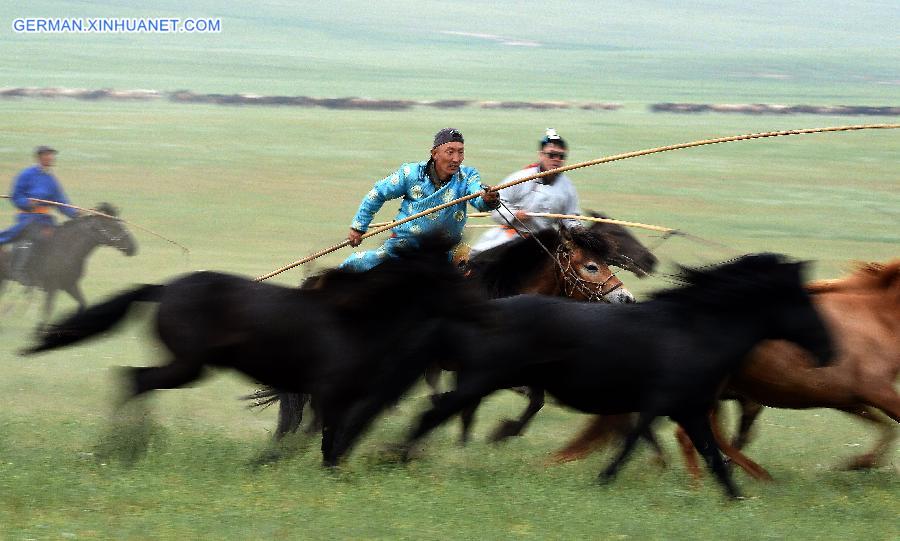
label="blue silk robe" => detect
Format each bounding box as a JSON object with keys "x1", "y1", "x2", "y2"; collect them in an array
[{"x1": 341, "y1": 160, "x2": 493, "y2": 272}]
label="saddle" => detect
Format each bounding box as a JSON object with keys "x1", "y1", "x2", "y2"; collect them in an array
[
  {"x1": 451, "y1": 242, "x2": 474, "y2": 275},
  {"x1": 7, "y1": 223, "x2": 55, "y2": 286}
]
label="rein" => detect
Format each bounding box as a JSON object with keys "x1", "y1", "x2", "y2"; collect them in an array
[
  {"x1": 1, "y1": 196, "x2": 190, "y2": 254},
  {"x1": 256, "y1": 123, "x2": 898, "y2": 281},
  {"x1": 555, "y1": 243, "x2": 621, "y2": 302}
]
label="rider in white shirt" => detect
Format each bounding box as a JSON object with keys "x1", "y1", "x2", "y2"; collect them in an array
[{"x1": 470, "y1": 129, "x2": 582, "y2": 256}]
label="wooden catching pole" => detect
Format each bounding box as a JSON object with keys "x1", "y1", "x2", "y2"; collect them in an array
[
  {"x1": 372, "y1": 212, "x2": 676, "y2": 233},
  {"x1": 475, "y1": 212, "x2": 674, "y2": 234},
  {"x1": 0, "y1": 195, "x2": 190, "y2": 254},
  {"x1": 255, "y1": 123, "x2": 899, "y2": 281}
]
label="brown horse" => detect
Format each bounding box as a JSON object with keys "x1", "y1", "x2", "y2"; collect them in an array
[{"x1": 553, "y1": 260, "x2": 900, "y2": 478}]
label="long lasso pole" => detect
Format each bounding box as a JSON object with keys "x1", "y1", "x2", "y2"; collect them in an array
[
  {"x1": 0, "y1": 196, "x2": 190, "y2": 254},
  {"x1": 255, "y1": 123, "x2": 899, "y2": 281},
  {"x1": 431, "y1": 212, "x2": 676, "y2": 234}
]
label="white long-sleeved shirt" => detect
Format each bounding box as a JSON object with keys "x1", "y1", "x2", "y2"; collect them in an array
[{"x1": 470, "y1": 166, "x2": 581, "y2": 255}]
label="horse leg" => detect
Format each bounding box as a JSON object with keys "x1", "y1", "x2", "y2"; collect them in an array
[
  {"x1": 320, "y1": 403, "x2": 340, "y2": 467},
  {"x1": 64, "y1": 282, "x2": 88, "y2": 313},
  {"x1": 674, "y1": 424, "x2": 703, "y2": 485},
  {"x1": 452, "y1": 368, "x2": 480, "y2": 445},
  {"x1": 327, "y1": 366, "x2": 428, "y2": 466},
  {"x1": 675, "y1": 409, "x2": 772, "y2": 484},
  {"x1": 672, "y1": 412, "x2": 742, "y2": 499},
  {"x1": 709, "y1": 408, "x2": 772, "y2": 481},
  {"x1": 39, "y1": 288, "x2": 58, "y2": 330},
  {"x1": 406, "y1": 372, "x2": 502, "y2": 453},
  {"x1": 305, "y1": 393, "x2": 324, "y2": 435},
  {"x1": 598, "y1": 412, "x2": 657, "y2": 484},
  {"x1": 458, "y1": 399, "x2": 481, "y2": 445},
  {"x1": 274, "y1": 392, "x2": 307, "y2": 440},
  {"x1": 732, "y1": 396, "x2": 765, "y2": 450},
  {"x1": 325, "y1": 396, "x2": 388, "y2": 466},
  {"x1": 858, "y1": 385, "x2": 900, "y2": 424},
  {"x1": 424, "y1": 364, "x2": 443, "y2": 403},
  {"x1": 638, "y1": 422, "x2": 669, "y2": 468},
  {"x1": 123, "y1": 358, "x2": 205, "y2": 402},
  {"x1": 489, "y1": 386, "x2": 544, "y2": 443},
  {"x1": 551, "y1": 415, "x2": 626, "y2": 463},
  {"x1": 837, "y1": 405, "x2": 899, "y2": 470}
]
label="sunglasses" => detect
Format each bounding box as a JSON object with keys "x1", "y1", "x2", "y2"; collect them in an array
[{"x1": 542, "y1": 151, "x2": 567, "y2": 160}]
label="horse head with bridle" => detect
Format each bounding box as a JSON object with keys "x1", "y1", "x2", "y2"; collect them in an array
[{"x1": 466, "y1": 226, "x2": 637, "y2": 304}]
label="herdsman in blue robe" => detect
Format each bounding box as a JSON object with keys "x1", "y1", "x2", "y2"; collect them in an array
[
  {"x1": 0, "y1": 146, "x2": 79, "y2": 283},
  {"x1": 341, "y1": 128, "x2": 500, "y2": 272}
]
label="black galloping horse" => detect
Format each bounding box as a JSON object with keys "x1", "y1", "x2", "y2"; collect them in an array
[
  {"x1": 0, "y1": 202, "x2": 137, "y2": 323},
  {"x1": 24, "y1": 235, "x2": 490, "y2": 467},
  {"x1": 398, "y1": 254, "x2": 835, "y2": 499}
]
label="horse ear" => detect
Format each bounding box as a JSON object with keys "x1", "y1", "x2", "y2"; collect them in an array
[
  {"x1": 587, "y1": 209, "x2": 611, "y2": 220},
  {"x1": 596, "y1": 230, "x2": 618, "y2": 256},
  {"x1": 560, "y1": 225, "x2": 575, "y2": 247},
  {"x1": 94, "y1": 202, "x2": 119, "y2": 217}
]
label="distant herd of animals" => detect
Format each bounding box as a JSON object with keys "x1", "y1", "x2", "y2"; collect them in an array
[{"x1": 5, "y1": 206, "x2": 898, "y2": 500}]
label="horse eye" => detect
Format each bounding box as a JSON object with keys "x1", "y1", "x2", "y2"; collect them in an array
[{"x1": 583, "y1": 263, "x2": 600, "y2": 273}]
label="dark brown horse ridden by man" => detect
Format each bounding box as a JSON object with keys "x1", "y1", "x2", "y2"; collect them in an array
[
  {"x1": 395, "y1": 254, "x2": 835, "y2": 499},
  {"x1": 0, "y1": 203, "x2": 136, "y2": 325}
]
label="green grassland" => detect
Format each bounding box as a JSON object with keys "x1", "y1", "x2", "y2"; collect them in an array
[{"x1": 0, "y1": 2, "x2": 898, "y2": 539}]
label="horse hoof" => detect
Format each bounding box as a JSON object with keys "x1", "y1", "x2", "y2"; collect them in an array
[
  {"x1": 248, "y1": 449, "x2": 283, "y2": 468},
  {"x1": 841, "y1": 454, "x2": 878, "y2": 470},
  {"x1": 374, "y1": 442, "x2": 418, "y2": 464},
  {"x1": 547, "y1": 452, "x2": 585, "y2": 464},
  {"x1": 596, "y1": 472, "x2": 616, "y2": 485},
  {"x1": 488, "y1": 420, "x2": 521, "y2": 443}
]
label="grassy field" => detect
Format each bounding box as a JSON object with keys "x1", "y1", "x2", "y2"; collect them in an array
[
  {"x1": 1, "y1": 2, "x2": 898, "y2": 539},
  {"x1": 0, "y1": 99, "x2": 896, "y2": 541}
]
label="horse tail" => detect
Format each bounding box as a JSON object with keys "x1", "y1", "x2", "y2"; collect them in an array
[
  {"x1": 242, "y1": 386, "x2": 282, "y2": 409},
  {"x1": 22, "y1": 284, "x2": 164, "y2": 355}
]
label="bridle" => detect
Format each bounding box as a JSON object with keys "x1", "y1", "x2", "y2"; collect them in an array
[
  {"x1": 555, "y1": 241, "x2": 622, "y2": 303},
  {"x1": 496, "y1": 201, "x2": 621, "y2": 303},
  {"x1": 83, "y1": 215, "x2": 131, "y2": 248}
]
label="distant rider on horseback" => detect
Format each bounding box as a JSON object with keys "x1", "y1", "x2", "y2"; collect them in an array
[{"x1": 0, "y1": 146, "x2": 79, "y2": 284}]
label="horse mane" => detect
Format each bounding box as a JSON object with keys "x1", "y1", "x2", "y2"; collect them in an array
[
  {"x1": 94, "y1": 202, "x2": 119, "y2": 217},
  {"x1": 651, "y1": 253, "x2": 805, "y2": 307},
  {"x1": 303, "y1": 233, "x2": 473, "y2": 313},
  {"x1": 807, "y1": 259, "x2": 900, "y2": 296},
  {"x1": 469, "y1": 228, "x2": 613, "y2": 298}
]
